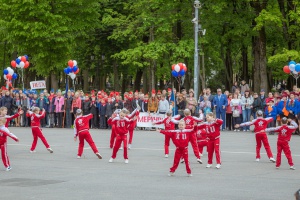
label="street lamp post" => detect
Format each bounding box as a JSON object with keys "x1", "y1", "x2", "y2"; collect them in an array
[{"x1": 193, "y1": 0, "x2": 201, "y2": 100}]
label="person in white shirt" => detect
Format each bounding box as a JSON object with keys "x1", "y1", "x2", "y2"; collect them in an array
[{"x1": 157, "y1": 95, "x2": 170, "y2": 114}]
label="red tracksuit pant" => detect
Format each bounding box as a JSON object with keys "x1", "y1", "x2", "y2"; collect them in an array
[
  {"x1": 110, "y1": 125, "x2": 116, "y2": 148},
  {"x1": 197, "y1": 140, "x2": 208, "y2": 159},
  {"x1": 78, "y1": 131, "x2": 99, "y2": 156},
  {"x1": 0, "y1": 142, "x2": 10, "y2": 168},
  {"x1": 128, "y1": 121, "x2": 136, "y2": 145},
  {"x1": 164, "y1": 135, "x2": 171, "y2": 155},
  {"x1": 30, "y1": 127, "x2": 50, "y2": 151},
  {"x1": 255, "y1": 133, "x2": 273, "y2": 159},
  {"x1": 207, "y1": 138, "x2": 221, "y2": 164},
  {"x1": 170, "y1": 147, "x2": 191, "y2": 174},
  {"x1": 276, "y1": 140, "x2": 293, "y2": 167},
  {"x1": 190, "y1": 131, "x2": 200, "y2": 159},
  {"x1": 112, "y1": 134, "x2": 128, "y2": 159}
]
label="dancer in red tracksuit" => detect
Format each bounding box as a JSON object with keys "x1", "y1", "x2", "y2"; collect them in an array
[
  {"x1": 203, "y1": 112, "x2": 223, "y2": 169},
  {"x1": 109, "y1": 109, "x2": 121, "y2": 148},
  {"x1": 74, "y1": 109, "x2": 102, "y2": 159},
  {"x1": 108, "y1": 110, "x2": 134, "y2": 163},
  {"x1": 27, "y1": 107, "x2": 53, "y2": 153},
  {"x1": 159, "y1": 120, "x2": 194, "y2": 176},
  {"x1": 0, "y1": 117, "x2": 19, "y2": 171},
  {"x1": 153, "y1": 111, "x2": 180, "y2": 158},
  {"x1": 173, "y1": 109, "x2": 203, "y2": 163},
  {"x1": 195, "y1": 124, "x2": 208, "y2": 161},
  {"x1": 236, "y1": 110, "x2": 275, "y2": 162},
  {"x1": 0, "y1": 106, "x2": 24, "y2": 128},
  {"x1": 127, "y1": 107, "x2": 140, "y2": 149},
  {"x1": 265, "y1": 117, "x2": 297, "y2": 169}
]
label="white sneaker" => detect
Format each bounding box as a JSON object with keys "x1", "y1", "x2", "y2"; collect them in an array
[
  {"x1": 30, "y1": 150, "x2": 36, "y2": 153},
  {"x1": 125, "y1": 159, "x2": 129, "y2": 164},
  {"x1": 243, "y1": 130, "x2": 246, "y2": 132},
  {"x1": 180, "y1": 159, "x2": 184, "y2": 163},
  {"x1": 47, "y1": 148, "x2": 53, "y2": 153},
  {"x1": 187, "y1": 173, "x2": 193, "y2": 177},
  {"x1": 276, "y1": 166, "x2": 279, "y2": 169},
  {"x1": 206, "y1": 164, "x2": 212, "y2": 168},
  {"x1": 109, "y1": 158, "x2": 114, "y2": 163},
  {"x1": 197, "y1": 159, "x2": 203, "y2": 164},
  {"x1": 199, "y1": 153, "x2": 203, "y2": 156},
  {"x1": 165, "y1": 154, "x2": 169, "y2": 158},
  {"x1": 269, "y1": 158, "x2": 276, "y2": 163},
  {"x1": 96, "y1": 153, "x2": 102, "y2": 159},
  {"x1": 237, "y1": 129, "x2": 240, "y2": 132},
  {"x1": 119, "y1": 147, "x2": 123, "y2": 150},
  {"x1": 6, "y1": 166, "x2": 11, "y2": 171},
  {"x1": 77, "y1": 156, "x2": 81, "y2": 159},
  {"x1": 128, "y1": 144, "x2": 131, "y2": 150},
  {"x1": 216, "y1": 164, "x2": 221, "y2": 169},
  {"x1": 290, "y1": 166, "x2": 296, "y2": 170},
  {"x1": 168, "y1": 172, "x2": 174, "y2": 176},
  {"x1": 234, "y1": 129, "x2": 237, "y2": 132},
  {"x1": 256, "y1": 158, "x2": 260, "y2": 162}
]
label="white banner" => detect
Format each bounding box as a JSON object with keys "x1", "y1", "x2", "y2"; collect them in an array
[
  {"x1": 137, "y1": 112, "x2": 165, "y2": 128},
  {"x1": 30, "y1": 81, "x2": 46, "y2": 89}
]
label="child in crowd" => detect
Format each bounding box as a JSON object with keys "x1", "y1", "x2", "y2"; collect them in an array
[
  {"x1": 99, "y1": 98, "x2": 107, "y2": 129},
  {"x1": 264, "y1": 98, "x2": 277, "y2": 135},
  {"x1": 73, "y1": 109, "x2": 102, "y2": 159},
  {"x1": 265, "y1": 117, "x2": 297, "y2": 170},
  {"x1": 158, "y1": 120, "x2": 194, "y2": 176},
  {"x1": 153, "y1": 110, "x2": 179, "y2": 158},
  {"x1": 0, "y1": 117, "x2": 19, "y2": 171},
  {"x1": 203, "y1": 112, "x2": 223, "y2": 169},
  {"x1": 235, "y1": 110, "x2": 276, "y2": 162},
  {"x1": 107, "y1": 110, "x2": 134, "y2": 163},
  {"x1": 27, "y1": 107, "x2": 53, "y2": 153}
]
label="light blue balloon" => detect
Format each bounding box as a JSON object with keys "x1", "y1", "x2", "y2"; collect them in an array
[{"x1": 289, "y1": 61, "x2": 296, "y2": 66}]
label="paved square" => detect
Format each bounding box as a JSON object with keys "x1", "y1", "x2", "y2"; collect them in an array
[{"x1": 1, "y1": 127, "x2": 299, "y2": 200}]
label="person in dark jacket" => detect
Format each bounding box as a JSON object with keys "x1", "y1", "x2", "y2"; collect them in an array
[
  {"x1": 112, "y1": 93, "x2": 123, "y2": 112},
  {"x1": 106, "y1": 97, "x2": 114, "y2": 129},
  {"x1": 82, "y1": 95, "x2": 91, "y2": 116},
  {"x1": 64, "y1": 91, "x2": 73, "y2": 128},
  {"x1": 90, "y1": 94, "x2": 98, "y2": 129},
  {"x1": 47, "y1": 90, "x2": 56, "y2": 128},
  {"x1": 252, "y1": 92, "x2": 262, "y2": 119},
  {"x1": 99, "y1": 98, "x2": 107, "y2": 129},
  {"x1": 36, "y1": 92, "x2": 49, "y2": 127},
  {"x1": 1, "y1": 91, "x2": 14, "y2": 115}
]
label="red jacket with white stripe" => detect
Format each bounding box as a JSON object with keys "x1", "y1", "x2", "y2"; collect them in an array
[
  {"x1": 107, "y1": 117, "x2": 133, "y2": 135},
  {"x1": 4, "y1": 113, "x2": 20, "y2": 128},
  {"x1": 74, "y1": 114, "x2": 93, "y2": 137},
  {"x1": 240, "y1": 117, "x2": 273, "y2": 134},
  {"x1": 0, "y1": 126, "x2": 18, "y2": 144},
  {"x1": 266, "y1": 121, "x2": 298, "y2": 142},
  {"x1": 172, "y1": 115, "x2": 203, "y2": 129},
  {"x1": 160, "y1": 129, "x2": 194, "y2": 149},
  {"x1": 27, "y1": 110, "x2": 45, "y2": 127},
  {"x1": 205, "y1": 119, "x2": 223, "y2": 140}
]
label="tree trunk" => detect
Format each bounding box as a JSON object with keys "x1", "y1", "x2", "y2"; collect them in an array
[
  {"x1": 82, "y1": 69, "x2": 89, "y2": 92},
  {"x1": 134, "y1": 68, "x2": 143, "y2": 92},
  {"x1": 113, "y1": 61, "x2": 120, "y2": 92},
  {"x1": 50, "y1": 73, "x2": 58, "y2": 91},
  {"x1": 242, "y1": 46, "x2": 249, "y2": 83}
]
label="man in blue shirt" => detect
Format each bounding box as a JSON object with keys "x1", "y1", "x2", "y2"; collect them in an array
[{"x1": 213, "y1": 88, "x2": 228, "y2": 130}]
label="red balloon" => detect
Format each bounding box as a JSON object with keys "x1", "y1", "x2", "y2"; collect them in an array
[
  {"x1": 171, "y1": 64, "x2": 175, "y2": 71},
  {"x1": 74, "y1": 68, "x2": 80, "y2": 74},
  {"x1": 21, "y1": 56, "x2": 27, "y2": 62},
  {"x1": 24, "y1": 61, "x2": 30, "y2": 68},
  {"x1": 283, "y1": 65, "x2": 290, "y2": 74},
  {"x1": 68, "y1": 60, "x2": 74, "y2": 67},
  {"x1": 6, "y1": 74, "x2": 12, "y2": 80},
  {"x1": 11, "y1": 60, "x2": 16, "y2": 68},
  {"x1": 178, "y1": 63, "x2": 184, "y2": 70},
  {"x1": 183, "y1": 64, "x2": 187, "y2": 72}
]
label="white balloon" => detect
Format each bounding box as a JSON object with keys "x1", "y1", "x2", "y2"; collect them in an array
[
  {"x1": 293, "y1": 70, "x2": 298, "y2": 75},
  {"x1": 7, "y1": 67, "x2": 14, "y2": 75},
  {"x1": 18, "y1": 56, "x2": 21, "y2": 60},
  {"x1": 174, "y1": 64, "x2": 180, "y2": 72},
  {"x1": 3, "y1": 75, "x2": 7, "y2": 81},
  {"x1": 16, "y1": 63, "x2": 20, "y2": 68},
  {"x1": 68, "y1": 72, "x2": 76, "y2": 80},
  {"x1": 289, "y1": 64, "x2": 296, "y2": 72},
  {"x1": 19, "y1": 61, "x2": 25, "y2": 68},
  {"x1": 73, "y1": 60, "x2": 77, "y2": 67}
]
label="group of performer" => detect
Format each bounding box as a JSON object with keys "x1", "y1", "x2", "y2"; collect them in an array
[{"x1": 0, "y1": 103, "x2": 298, "y2": 176}]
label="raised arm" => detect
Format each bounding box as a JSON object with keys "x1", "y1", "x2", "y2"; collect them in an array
[{"x1": 0, "y1": 128, "x2": 18, "y2": 142}]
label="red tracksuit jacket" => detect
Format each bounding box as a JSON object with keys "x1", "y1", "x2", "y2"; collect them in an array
[
  {"x1": 0, "y1": 126, "x2": 18, "y2": 145},
  {"x1": 240, "y1": 117, "x2": 273, "y2": 133},
  {"x1": 160, "y1": 129, "x2": 194, "y2": 148},
  {"x1": 27, "y1": 111, "x2": 45, "y2": 127},
  {"x1": 74, "y1": 114, "x2": 93, "y2": 137},
  {"x1": 107, "y1": 117, "x2": 133, "y2": 135},
  {"x1": 266, "y1": 121, "x2": 298, "y2": 141},
  {"x1": 205, "y1": 119, "x2": 223, "y2": 140},
  {"x1": 154, "y1": 117, "x2": 175, "y2": 130}
]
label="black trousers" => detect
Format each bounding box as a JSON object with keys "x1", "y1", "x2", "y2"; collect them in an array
[
  {"x1": 226, "y1": 113, "x2": 232, "y2": 130},
  {"x1": 56, "y1": 112, "x2": 63, "y2": 128}
]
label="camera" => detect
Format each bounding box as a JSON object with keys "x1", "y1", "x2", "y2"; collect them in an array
[{"x1": 194, "y1": 0, "x2": 201, "y2": 8}]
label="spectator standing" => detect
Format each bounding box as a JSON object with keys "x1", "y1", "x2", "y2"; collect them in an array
[
  {"x1": 240, "y1": 80, "x2": 250, "y2": 96},
  {"x1": 157, "y1": 95, "x2": 169, "y2": 114},
  {"x1": 230, "y1": 93, "x2": 242, "y2": 131},
  {"x1": 213, "y1": 88, "x2": 228, "y2": 130},
  {"x1": 186, "y1": 89, "x2": 197, "y2": 116},
  {"x1": 54, "y1": 91, "x2": 64, "y2": 128},
  {"x1": 241, "y1": 90, "x2": 253, "y2": 131},
  {"x1": 226, "y1": 93, "x2": 233, "y2": 131}
]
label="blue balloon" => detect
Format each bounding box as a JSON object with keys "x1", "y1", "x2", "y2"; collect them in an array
[
  {"x1": 12, "y1": 73, "x2": 18, "y2": 80},
  {"x1": 295, "y1": 64, "x2": 300, "y2": 72},
  {"x1": 24, "y1": 55, "x2": 29, "y2": 61},
  {"x1": 73, "y1": 66, "x2": 78, "y2": 72},
  {"x1": 64, "y1": 68, "x2": 69, "y2": 74},
  {"x1": 3, "y1": 69, "x2": 8, "y2": 75},
  {"x1": 289, "y1": 61, "x2": 296, "y2": 66},
  {"x1": 171, "y1": 70, "x2": 178, "y2": 77},
  {"x1": 179, "y1": 69, "x2": 185, "y2": 77},
  {"x1": 16, "y1": 58, "x2": 21, "y2": 64},
  {"x1": 67, "y1": 67, "x2": 72, "y2": 73}
]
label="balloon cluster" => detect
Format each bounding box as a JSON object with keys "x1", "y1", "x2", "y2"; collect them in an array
[
  {"x1": 171, "y1": 63, "x2": 187, "y2": 77},
  {"x1": 283, "y1": 61, "x2": 300, "y2": 75},
  {"x1": 3, "y1": 67, "x2": 17, "y2": 81},
  {"x1": 64, "y1": 60, "x2": 80, "y2": 80},
  {"x1": 10, "y1": 55, "x2": 30, "y2": 69}
]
